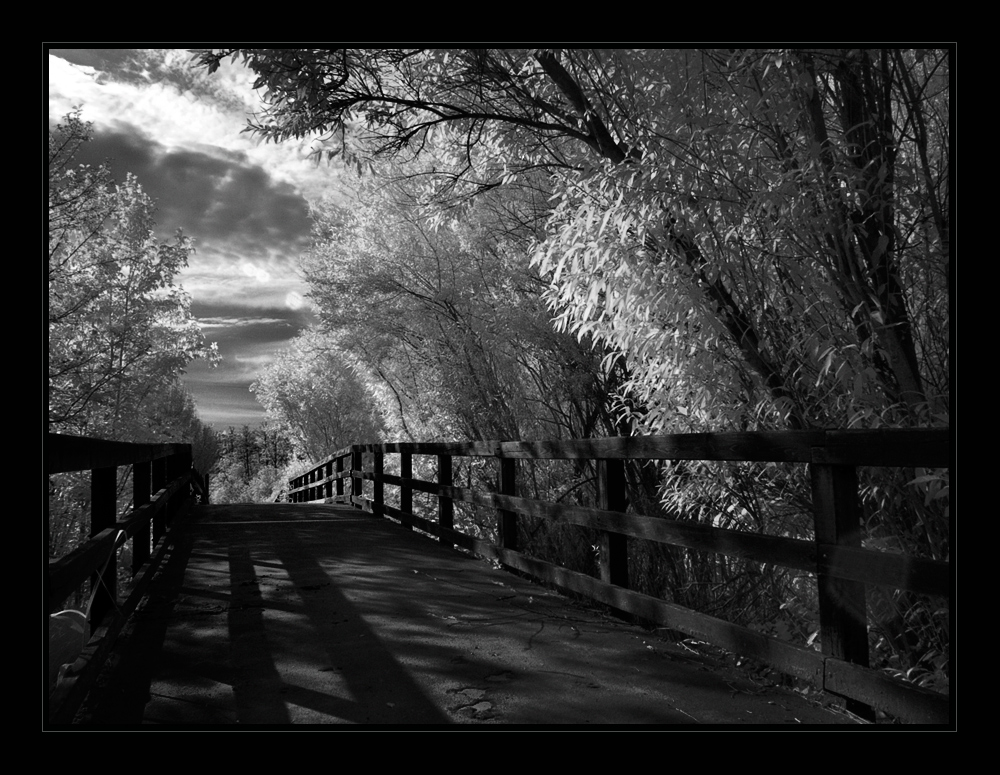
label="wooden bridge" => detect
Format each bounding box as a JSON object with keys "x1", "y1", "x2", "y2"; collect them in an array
[{"x1": 45, "y1": 429, "x2": 951, "y2": 726}]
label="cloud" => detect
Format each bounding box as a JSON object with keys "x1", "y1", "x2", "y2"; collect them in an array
[
  {"x1": 49, "y1": 50, "x2": 344, "y2": 200},
  {"x1": 48, "y1": 48, "x2": 339, "y2": 429}
]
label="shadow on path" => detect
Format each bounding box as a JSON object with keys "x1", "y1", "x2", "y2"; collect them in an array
[{"x1": 80, "y1": 503, "x2": 856, "y2": 727}]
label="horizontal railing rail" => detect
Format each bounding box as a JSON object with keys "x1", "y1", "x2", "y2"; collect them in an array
[
  {"x1": 46, "y1": 433, "x2": 200, "y2": 724},
  {"x1": 287, "y1": 428, "x2": 950, "y2": 724}
]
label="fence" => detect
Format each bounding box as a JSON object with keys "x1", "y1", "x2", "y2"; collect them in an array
[
  {"x1": 46, "y1": 433, "x2": 201, "y2": 723},
  {"x1": 288, "y1": 428, "x2": 950, "y2": 724}
]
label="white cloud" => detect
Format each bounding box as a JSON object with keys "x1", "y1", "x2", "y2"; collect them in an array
[
  {"x1": 49, "y1": 51, "x2": 343, "y2": 203},
  {"x1": 197, "y1": 317, "x2": 292, "y2": 329}
]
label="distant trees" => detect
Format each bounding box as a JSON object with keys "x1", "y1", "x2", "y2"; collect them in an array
[
  {"x1": 210, "y1": 423, "x2": 295, "y2": 503},
  {"x1": 251, "y1": 328, "x2": 384, "y2": 460}
]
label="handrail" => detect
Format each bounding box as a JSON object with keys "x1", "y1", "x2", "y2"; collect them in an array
[
  {"x1": 46, "y1": 433, "x2": 200, "y2": 723},
  {"x1": 288, "y1": 428, "x2": 950, "y2": 724}
]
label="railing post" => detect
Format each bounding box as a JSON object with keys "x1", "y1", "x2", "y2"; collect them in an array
[
  {"x1": 165, "y1": 451, "x2": 183, "y2": 528},
  {"x1": 336, "y1": 454, "x2": 345, "y2": 503},
  {"x1": 400, "y1": 452, "x2": 413, "y2": 530},
  {"x1": 498, "y1": 456, "x2": 517, "y2": 551},
  {"x1": 90, "y1": 466, "x2": 117, "y2": 634},
  {"x1": 325, "y1": 460, "x2": 334, "y2": 501},
  {"x1": 373, "y1": 446, "x2": 384, "y2": 517},
  {"x1": 597, "y1": 458, "x2": 628, "y2": 587},
  {"x1": 438, "y1": 453, "x2": 453, "y2": 546},
  {"x1": 810, "y1": 462, "x2": 874, "y2": 721},
  {"x1": 152, "y1": 456, "x2": 166, "y2": 542},
  {"x1": 132, "y1": 460, "x2": 151, "y2": 574},
  {"x1": 351, "y1": 445, "x2": 363, "y2": 509}
]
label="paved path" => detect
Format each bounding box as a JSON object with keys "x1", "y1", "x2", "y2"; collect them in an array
[{"x1": 79, "y1": 503, "x2": 857, "y2": 726}]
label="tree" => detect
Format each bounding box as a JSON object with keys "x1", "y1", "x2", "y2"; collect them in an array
[
  {"x1": 210, "y1": 423, "x2": 296, "y2": 503},
  {"x1": 193, "y1": 47, "x2": 949, "y2": 432},
  {"x1": 48, "y1": 110, "x2": 219, "y2": 438},
  {"x1": 197, "y1": 49, "x2": 951, "y2": 688},
  {"x1": 251, "y1": 329, "x2": 384, "y2": 462},
  {"x1": 536, "y1": 49, "x2": 949, "y2": 432},
  {"x1": 301, "y1": 167, "x2": 623, "y2": 444},
  {"x1": 48, "y1": 111, "x2": 222, "y2": 573}
]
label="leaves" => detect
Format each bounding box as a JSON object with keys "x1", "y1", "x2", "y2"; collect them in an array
[
  {"x1": 251, "y1": 329, "x2": 384, "y2": 462},
  {"x1": 48, "y1": 112, "x2": 218, "y2": 440}
]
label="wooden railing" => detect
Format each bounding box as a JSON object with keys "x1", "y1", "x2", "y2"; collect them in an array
[
  {"x1": 46, "y1": 433, "x2": 202, "y2": 723},
  {"x1": 289, "y1": 428, "x2": 950, "y2": 724}
]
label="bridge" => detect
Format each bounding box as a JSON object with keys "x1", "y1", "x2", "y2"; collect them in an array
[{"x1": 45, "y1": 429, "x2": 951, "y2": 726}]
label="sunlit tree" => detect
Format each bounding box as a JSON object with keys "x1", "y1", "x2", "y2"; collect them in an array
[
  {"x1": 301, "y1": 167, "x2": 623, "y2": 443},
  {"x1": 48, "y1": 110, "x2": 219, "y2": 438},
  {"x1": 194, "y1": 47, "x2": 949, "y2": 432},
  {"x1": 251, "y1": 328, "x2": 384, "y2": 461}
]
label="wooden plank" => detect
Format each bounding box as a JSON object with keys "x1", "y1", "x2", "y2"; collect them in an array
[
  {"x1": 823, "y1": 658, "x2": 950, "y2": 724},
  {"x1": 816, "y1": 544, "x2": 950, "y2": 597},
  {"x1": 152, "y1": 457, "x2": 166, "y2": 542},
  {"x1": 336, "y1": 454, "x2": 345, "y2": 502},
  {"x1": 47, "y1": 433, "x2": 187, "y2": 474},
  {"x1": 48, "y1": 530, "x2": 117, "y2": 614},
  {"x1": 48, "y1": 497, "x2": 195, "y2": 724},
  {"x1": 374, "y1": 471, "x2": 940, "y2": 593},
  {"x1": 90, "y1": 467, "x2": 117, "y2": 635},
  {"x1": 378, "y1": 434, "x2": 827, "y2": 461},
  {"x1": 399, "y1": 452, "x2": 413, "y2": 532},
  {"x1": 351, "y1": 446, "x2": 363, "y2": 510},
  {"x1": 373, "y1": 448, "x2": 384, "y2": 517},
  {"x1": 810, "y1": 463, "x2": 873, "y2": 720},
  {"x1": 132, "y1": 460, "x2": 151, "y2": 573},
  {"x1": 438, "y1": 454, "x2": 453, "y2": 547},
  {"x1": 376, "y1": 474, "x2": 819, "y2": 574},
  {"x1": 362, "y1": 429, "x2": 949, "y2": 466},
  {"x1": 814, "y1": 429, "x2": 950, "y2": 467},
  {"x1": 493, "y1": 493, "x2": 819, "y2": 573},
  {"x1": 380, "y1": 441, "x2": 501, "y2": 457},
  {"x1": 597, "y1": 459, "x2": 628, "y2": 587},
  {"x1": 503, "y1": 433, "x2": 830, "y2": 461},
  {"x1": 498, "y1": 457, "x2": 517, "y2": 551}
]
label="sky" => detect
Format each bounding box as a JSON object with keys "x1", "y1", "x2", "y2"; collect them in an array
[{"x1": 48, "y1": 48, "x2": 347, "y2": 429}]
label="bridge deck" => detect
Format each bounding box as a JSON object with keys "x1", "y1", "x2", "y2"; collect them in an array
[{"x1": 78, "y1": 503, "x2": 856, "y2": 726}]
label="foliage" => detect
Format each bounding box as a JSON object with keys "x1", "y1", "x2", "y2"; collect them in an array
[
  {"x1": 48, "y1": 111, "x2": 220, "y2": 585},
  {"x1": 192, "y1": 47, "x2": 948, "y2": 434},
  {"x1": 210, "y1": 424, "x2": 296, "y2": 503},
  {"x1": 301, "y1": 171, "x2": 623, "y2": 444},
  {"x1": 251, "y1": 329, "x2": 384, "y2": 461},
  {"x1": 196, "y1": 48, "x2": 951, "y2": 690},
  {"x1": 48, "y1": 110, "x2": 219, "y2": 439},
  {"x1": 532, "y1": 49, "x2": 949, "y2": 433}
]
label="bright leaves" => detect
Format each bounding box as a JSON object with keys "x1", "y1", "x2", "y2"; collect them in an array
[{"x1": 48, "y1": 111, "x2": 219, "y2": 440}]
